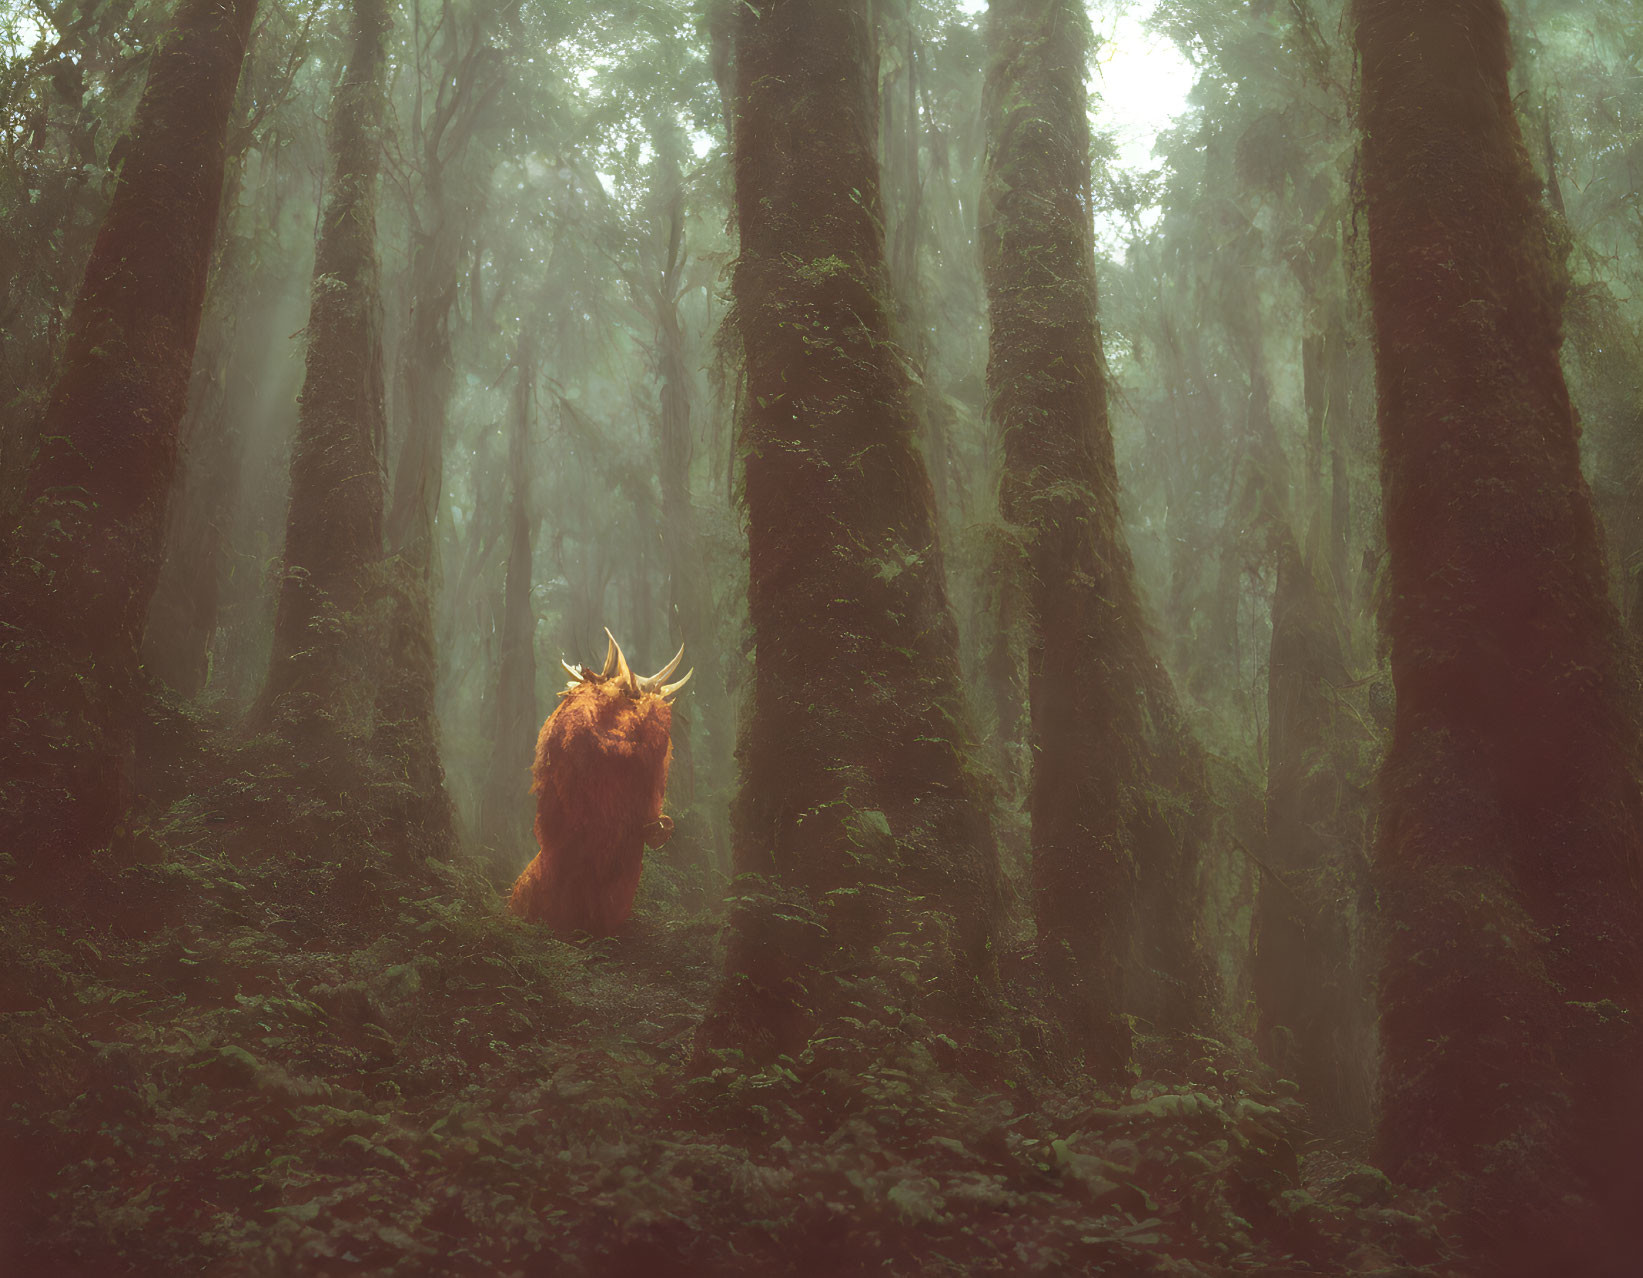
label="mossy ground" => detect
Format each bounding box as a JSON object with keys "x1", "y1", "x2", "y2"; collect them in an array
[{"x1": 1, "y1": 706, "x2": 1450, "y2": 1276}]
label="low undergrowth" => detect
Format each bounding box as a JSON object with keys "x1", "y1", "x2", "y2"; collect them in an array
[{"x1": 0, "y1": 707, "x2": 1451, "y2": 1276}]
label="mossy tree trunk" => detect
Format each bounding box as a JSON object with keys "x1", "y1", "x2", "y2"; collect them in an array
[
  {"x1": 704, "y1": 0, "x2": 736, "y2": 146},
  {"x1": 0, "y1": 6, "x2": 162, "y2": 525},
  {"x1": 1356, "y1": 0, "x2": 1643, "y2": 1264},
  {"x1": 375, "y1": 218, "x2": 460, "y2": 857},
  {"x1": 142, "y1": 228, "x2": 251, "y2": 701},
  {"x1": 436, "y1": 431, "x2": 506, "y2": 712},
  {"x1": 141, "y1": 39, "x2": 286, "y2": 701},
  {"x1": 373, "y1": 28, "x2": 503, "y2": 862},
  {"x1": 651, "y1": 151, "x2": 700, "y2": 806},
  {"x1": 640, "y1": 113, "x2": 731, "y2": 872},
  {"x1": 1563, "y1": 288, "x2": 1643, "y2": 640},
  {"x1": 879, "y1": 1, "x2": 954, "y2": 525},
  {"x1": 144, "y1": 221, "x2": 283, "y2": 700},
  {"x1": 1224, "y1": 290, "x2": 1378, "y2": 1131},
  {"x1": 701, "y1": 0, "x2": 1001, "y2": 1063},
  {"x1": 981, "y1": 0, "x2": 1216, "y2": 1071},
  {"x1": 1256, "y1": 529, "x2": 1375, "y2": 1133},
  {"x1": 257, "y1": 0, "x2": 391, "y2": 739},
  {"x1": 1325, "y1": 315, "x2": 1353, "y2": 610},
  {"x1": 980, "y1": 531, "x2": 1028, "y2": 791},
  {"x1": 0, "y1": 0, "x2": 258, "y2": 875},
  {"x1": 478, "y1": 333, "x2": 540, "y2": 864},
  {"x1": 1293, "y1": 290, "x2": 1356, "y2": 610}
]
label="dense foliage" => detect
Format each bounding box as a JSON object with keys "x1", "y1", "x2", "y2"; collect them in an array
[
  {"x1": 4, "y1": 0, "x2": 1641, "y2": 1270},
  {"x1": 0, "y1": 723, "x2": 1446, "y2": 1273}
]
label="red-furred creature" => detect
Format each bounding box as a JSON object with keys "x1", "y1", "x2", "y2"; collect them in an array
[{"x1": 508, "y1": 631, "x2": 692, "y2": 936}]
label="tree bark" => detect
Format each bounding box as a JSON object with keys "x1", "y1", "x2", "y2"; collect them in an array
[
  {"x1": 257, "y1": 0, "x2": 391, "y2": 737},
  {"x1": 1563, "y1": 287, "x2": 1643, "y2": 640},
  {"x1": 879, "y1": 5, "x2": 952, "y2": 523},
  {"x1": 0, "y1": 0, "x2": 258, "y2": 874},
  {"x1": 700, "y1": 0, "x2": 1002, "y2": 1063},
  {"x1": 478, "y1": 334, "x2": 540, "y2": 863},
  {"x1": 374, "y1": 26, "x2": 503, "y2": 863},
  {"x1": 0, "y1": 6, "x2": 159, "y2": 525},
  {"x1": 1296, "y1": 293, "x2": 1358, "y2": 609},
  {"x1": 981, "y1": 0, "x2": 1216, "y2": 1070},
  {"x1": 375, "y1": 247, "x2": 460, "y2": 853},
  {"x1": 645, "y1": 116, "x2": 731, "y2": 872},
  {"x1": 1356, "y1": 0, "x2": 1643, "y2": 1264},
  {"x1": 1256, "y1": 529, "x2": 1375, "y2": 1133},
  {"x1": 143, "y1": 231, "x2": 279, "y2": 699},
  {"x1": 140, "y1": 39, "x2": 278, "y2": 700}
]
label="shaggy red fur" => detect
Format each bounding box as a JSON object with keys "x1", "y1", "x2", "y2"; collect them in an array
[{"x1": 507, "y1": 679, "x2": 674, "y2": 936}]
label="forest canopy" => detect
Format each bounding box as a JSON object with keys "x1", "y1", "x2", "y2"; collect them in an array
[{"x1": 2, "y1": 0, "x2": 1641, "y2": 1273}]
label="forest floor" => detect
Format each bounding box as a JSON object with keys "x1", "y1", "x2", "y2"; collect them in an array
[{"x1": 0, "y1": 702, "x2": 1455, "y2": 1276}]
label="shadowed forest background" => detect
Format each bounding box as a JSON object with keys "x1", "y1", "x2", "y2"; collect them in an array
[{"x1": 2, "y1": 0, "x2": 1641, "y2": 1272}]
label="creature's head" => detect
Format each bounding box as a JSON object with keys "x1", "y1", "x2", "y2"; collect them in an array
[{"x1": 559, "y1": 628, "x2": 693, "y2": 707}]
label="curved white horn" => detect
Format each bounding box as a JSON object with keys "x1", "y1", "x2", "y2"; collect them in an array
[
  {"x1": 598, "y1": 630, "x2": 619, "y2": 678},
  {"x1": 606, "y1": 627, "x2": 639, "y2": 693},
  {"x1": 660, "y1": 667, "x2": 694, "y2": 701},
  {"x1": 641, "y1": 642, "x2": 686, "y2": 691}
]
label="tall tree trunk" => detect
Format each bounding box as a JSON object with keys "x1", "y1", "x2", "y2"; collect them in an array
[
  {"x1": 141, "y1": 48, "x2": 273, "y2": 700},
  {"x1": 1561, "y1": 287, "x2": 1643, "y2": 638},
  {"x1": 1301, "y1": 331, "x2": 1326, "y2": 544},
  {"x1": 1329, "y1": 444, "x2": 1350, "y2": 600},
  {"x1": 646, "y1": 116, "x2": 730, "y2": 874},
  {"x1": 478, "y1": 335, "x2": 540, "y2": 863},
  {"x1": 981, "y1": 0, "x2": 1216, "y2": 1071},
  {"x1": 375, "y1": 250, "x2": 459, "y2": 856},
  {"x1": 0, "y1": 8, "x2": 161, "y2": 525},
  {"x1": 1256, "y1": 529, "x2": 1375, "y2": 1133},
  {"x1": 371, "y1": 25, "x2": 502, "y2": 862},
  {"x1": 700, "y1": 0, "x2": 1001, "y2": 1064},
  {"x1": 384, "y1": 228, "x2": 460, "y2": 568},
  {"x1": 0, "y1": 0, "x2": 258, "y2": 876},
  {"x1": 143, "y1": 231, "x2": 278, "y2": 698},
  {"x1": 879, "y1": 4, "x2": 950, "y2": 522},
  {"x1": 257, "y1": 0, "x2": 391, "y2": 738},
  {"x1": 704, "y1": 0, "x2": 736, "y2": 146},
  {"x1": 436, "y1": 431, "x2": 505, "y2": 715},
  {"x1": 1356, "y1": 0, "x2": 1643, "y2": 1265},
  {"x1": 373, "y1": 552, "x2": 456, "y2": 859},
  {"x1": 1297, "y1": 291, "x2": 1359, "y2": 610},
  {"x1": 981, "y1": 530, "x2": 1027, "y2": 790}
]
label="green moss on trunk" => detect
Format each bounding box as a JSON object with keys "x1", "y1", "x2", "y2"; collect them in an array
[
  {"x1": 257, "y1": 0, "x2": 391, "y2": 737},
  {"x1": 981, "y1": 0, "x2": 1216, "y2": 1075},
  {"x1": 478, "y1": 333, "x2": 540, "y2": 863},
  {"x1": 1356, "y1": 0, "x2": 1643, "y2": 1263},
  {"x1": 647, "y1": 118, "x2": 731, "y2": 874},
  {"x1": 144, "y1": 229, "x2": 276, "y2": 700},
  {"x1": 1256, "y1": 530, "x2": 1375, "y2": 1133},
  {"x1": 0, "y1": 0, "x2": 259, "y2": 874},
  {"x1": 701, "y1": 0, "x2": 1001, "y2": 1063}
]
